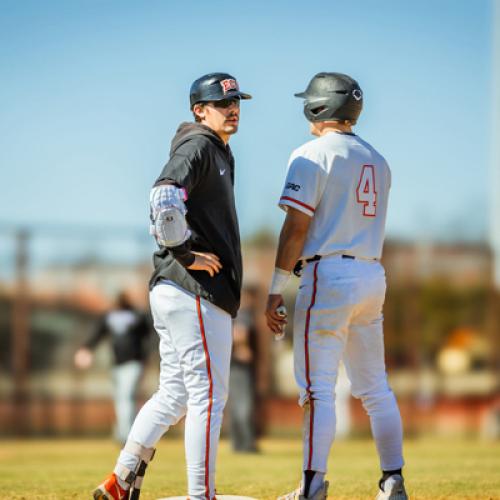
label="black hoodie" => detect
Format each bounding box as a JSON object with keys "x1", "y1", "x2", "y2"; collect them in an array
[{"x1": 149, "y1": 122, "x2": 242, "y2": 318}]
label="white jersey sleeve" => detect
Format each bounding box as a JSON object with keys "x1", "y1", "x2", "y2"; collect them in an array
[{"x1": 278, "y1": 149, "x2": 328, "y2": 217}]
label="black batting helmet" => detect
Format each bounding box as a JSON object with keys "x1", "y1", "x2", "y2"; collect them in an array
[
  {"x1": 190, "y1": 73, "x2": 252, "y2": 108},
  {"x1": 295, "y1": 72, "x2": 363, "y2": 124}
]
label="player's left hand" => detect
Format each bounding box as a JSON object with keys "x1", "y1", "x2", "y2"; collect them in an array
[
  {"x1": 187, "y1": 251, "x2": 222, "y2": 277},
  {"x1": 265, "y1": 294, "x2": 287, "y2": 334}
]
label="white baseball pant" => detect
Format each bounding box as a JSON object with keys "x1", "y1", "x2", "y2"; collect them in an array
[
  {"x1": 115, "y1": 280, "x2": 232, "y2": 500},
  {"x1": 294, "y1": 256, "x2": 404, "y2": 473}
]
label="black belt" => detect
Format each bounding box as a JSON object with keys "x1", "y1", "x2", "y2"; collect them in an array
[
  {"x1": 294, "y1": 254, "x2": 355, "y2": 277},
  {"x1": 305, "y1": 254, "x2": 355, "y2": 263}
]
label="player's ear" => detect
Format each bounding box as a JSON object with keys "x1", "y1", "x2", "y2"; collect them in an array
[{"x1": 193, "y1": 103, "x2": 205, "y2": 123}]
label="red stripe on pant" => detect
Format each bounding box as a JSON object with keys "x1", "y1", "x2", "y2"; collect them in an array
[
  {"x1": 304, "y1": 262, "x2": 319, "y2": 470},
  {"x1": 196, "y1": 296, "x2": 213, "y2": 500}
]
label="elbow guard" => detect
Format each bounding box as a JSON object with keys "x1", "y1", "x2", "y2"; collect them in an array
[{"x1": 149, "y1": 185, "x2": 191, "y2": 247}]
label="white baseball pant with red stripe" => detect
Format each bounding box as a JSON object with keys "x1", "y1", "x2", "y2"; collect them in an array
[
  {"x1": 115, "y1": 280, "x2": 232, "y2": 500},
  {"x1": 293, "y1": 256, "x2": 404, "y2": 474}
]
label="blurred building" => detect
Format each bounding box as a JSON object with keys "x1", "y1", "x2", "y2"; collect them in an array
[
  {"x1": 383, "y1": 241, "x2": 492, "y2": 287},
  {"x1": 30, "y1": 260, "x2": 151, "y2": 310}
]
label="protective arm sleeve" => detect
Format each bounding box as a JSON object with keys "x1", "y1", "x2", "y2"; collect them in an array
[
  {"x1": 149, "y1": 184, "x2": 191, "y2": 248},
  {"x1": 151, "y1": 141, "x2": 208, "y2": 266}
]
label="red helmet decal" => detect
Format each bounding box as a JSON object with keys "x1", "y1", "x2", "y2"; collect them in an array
[{"x1": 220, "y1": 78, "x2": 239, "y2": 94}]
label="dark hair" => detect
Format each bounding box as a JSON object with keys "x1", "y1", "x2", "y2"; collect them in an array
[{"x1": 116, "y1": 292, "x2": 133, "y2": 310}]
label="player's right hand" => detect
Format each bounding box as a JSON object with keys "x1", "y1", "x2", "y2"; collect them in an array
[
  {"x1": 188, "y1": 252, "x2": 222, "y2": 277},
  {"x1": 265, "y1": 294, "x2": 287, "y2": 334}
]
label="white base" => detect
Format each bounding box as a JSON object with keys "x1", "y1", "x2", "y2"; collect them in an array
[{"x1": 158, "y1": 496, "x2": 257, "y2": 500}]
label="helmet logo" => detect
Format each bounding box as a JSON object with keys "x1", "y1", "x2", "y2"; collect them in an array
[
  {"x1": 220, "y1": 78, "x2": 239, "y2": 94},
  {"x1": 352, "y1": 89, "x2": 363, "y2": 101}
]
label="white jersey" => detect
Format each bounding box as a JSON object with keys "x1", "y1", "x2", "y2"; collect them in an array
[{"x1": 279, "y1": 131, "x2": 391, "y2": 260}]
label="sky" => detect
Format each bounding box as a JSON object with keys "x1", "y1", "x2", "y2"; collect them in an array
[{"x1": 0, "y1": 0, "x2": 494, "y2": 249}]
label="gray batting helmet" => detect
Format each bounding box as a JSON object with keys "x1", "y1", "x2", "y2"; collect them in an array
[{"x1": 295, "y1": 72, "x2": 363, "y2": 124}]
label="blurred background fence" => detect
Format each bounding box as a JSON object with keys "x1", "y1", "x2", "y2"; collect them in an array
[{"x1": 1, "y1": 224, "x2": 499, "y2": 439}]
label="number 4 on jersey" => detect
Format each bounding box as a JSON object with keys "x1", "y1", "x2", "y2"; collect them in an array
[{"x1": 356, "y1": 165, "x2": 377, "y2": 216}]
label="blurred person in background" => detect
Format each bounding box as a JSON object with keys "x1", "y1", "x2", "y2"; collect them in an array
[
  {"x1": 266, "y1": 73, "x2": 407, "y2": 500},
  {"x1": 228, "y1": 284, "x2": 260, "y2": 453},
  {"x1": 74, "y1": 291, "x2": 150, "y2": 445}
]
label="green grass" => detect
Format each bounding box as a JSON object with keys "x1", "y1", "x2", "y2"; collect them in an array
[{"x1": 0, "y1": 437, "x2": 499, "y2": 499}]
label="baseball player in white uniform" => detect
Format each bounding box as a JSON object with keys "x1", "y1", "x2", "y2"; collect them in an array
[
  {"x1": 94, "y1": 73, "x2": 252, "y2": 500},
  {"x1": 266, "y1": 73, "x2": 407, "y2": 500}
]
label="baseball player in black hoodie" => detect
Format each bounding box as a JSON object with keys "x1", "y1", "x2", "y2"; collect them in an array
[{"x1": 94, "y1": 73, "x2": 252, "y2": 500}]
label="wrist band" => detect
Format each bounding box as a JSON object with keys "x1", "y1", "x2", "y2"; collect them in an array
[
  {"x1": 269, "y1": 267, "x2": 291, "y2": 295},
  {"x1": 171, "y1": 242, "x2": 195, "y2": 267}
]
